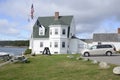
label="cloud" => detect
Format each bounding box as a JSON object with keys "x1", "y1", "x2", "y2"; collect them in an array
[
  {"x1": 0, "y1": 0, "x2": 28, "y2": 18},
  {"x1": 44, "y1": 0, "x2": 120, "y2": 33},
  {"x1": 1, "y1": 0, "x2": 120, "y2": 40},
  {"x1": 0, "y1": 19, "x2": 20, "y2": 36}
]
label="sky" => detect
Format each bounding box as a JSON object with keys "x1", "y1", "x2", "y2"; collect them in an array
[{"x1": 0, "y1": 0, "x2": 120, "y2": 40}]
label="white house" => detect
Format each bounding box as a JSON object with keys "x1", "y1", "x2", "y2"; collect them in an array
[
  {"x1": 92, "y1": 28, "x2": 120, "y2": 51},
  {"x1": 29, "y1": 12, "x2": 87, "y2": 54}
]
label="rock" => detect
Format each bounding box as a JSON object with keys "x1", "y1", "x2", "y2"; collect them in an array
[
  {"x1": 31, "y1": 53, "x2": 36, "y2": 56},
  {"x1": 83, "y1": 58, "x2": 89, "y2": 61},
  {"x1": 67, "y1": 55, "x2": 74, "y2": 59},
  {"x1": 113, "y1": 66, "x2": 120, "y2": 75},
  {"x1": 76, "y1": 57, "x2": 82, "y2": 60},
  {"x1": 99, "y1": 62, "x2": 110, "y2": 69},
  {"x1": 91, "y1": 60, "x2": 98, "y2": 64}
]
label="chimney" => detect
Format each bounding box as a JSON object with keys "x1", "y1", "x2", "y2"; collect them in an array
[
  {"x1": 54, "y1": 12, "x2": 59, "y2": 20},
  {"x1": 118, "y1": 28, "x2": 120, "y2": 34}
]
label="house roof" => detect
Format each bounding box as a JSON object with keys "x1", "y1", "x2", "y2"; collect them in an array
[
  {"x1": 71, "y1": 35, "x2": 79, "y2": 39},
  {"x1": 80, "y1": 39, "x2": 93, "y2": 43},
  {"x1": 93, "y1": 33, "x2": 120, "y2": 42},
  {"x1": 51, "y1": 19, "x2": 66, "y2": 25},
  {"x1": 33, "y1": 16, "x2": 73, "y2": 38}
]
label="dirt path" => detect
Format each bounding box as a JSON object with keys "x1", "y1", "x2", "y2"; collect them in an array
[
  {"x1": 0, "y1": 61, "x2": 11, "y2": 67},
  {"x1": 83, "y1": 54, "x2": 120, "y2": 65}
]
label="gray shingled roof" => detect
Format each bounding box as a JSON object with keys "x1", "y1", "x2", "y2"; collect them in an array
[
  {"x1": 51, "y1": 19, "x2": 66, "y2": 25},
  {"x1": 93, "y1": 33, "x2": 120, "y2": 42},
  {"x1": 33, "y1": 16, "x2": 73, "y2": 38},
  {"x1": 80, "y1": 39, "x2": 93, "y2": 43}
]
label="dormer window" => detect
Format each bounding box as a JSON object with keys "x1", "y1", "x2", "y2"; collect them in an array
[
  {"x1": 39, "y1": 26, "x2": 45, "y2": 36},
  {"x1": 39, "y1": 29, "x2": 43, "y2": 35}
]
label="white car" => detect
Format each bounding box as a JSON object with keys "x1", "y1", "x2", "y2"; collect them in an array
[{"x1": 81, "y1": 44, "x2": 116, "y2": 57}]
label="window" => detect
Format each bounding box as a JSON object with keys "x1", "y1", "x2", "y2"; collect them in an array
[
  {"x1": 40, "y1": 51, "x2": 43, "y2": 53},
  {"x1": 68, "y1": 45, "x2": 69, "y2": 48},
  {"x1": 54, "y1": 42, "x2": 58, "y2": 48},
  {"x1": 97, "y1": 45, "x2": 112, "y2": 48},
  {"x1": 62, "y1": 42, "x2": 65, "y2": 48},
  {"x1": 90, "y1": 45, "x2": 97, "y2": 49},
  {"x1": 50, "y1": 42, "x2": 52, "y2": 47},
  {"x1": 50, "y1": 29, "x2": 52, "y2": 35},
  {"x1": 54, "y1": 52, "x2": 58, "y2": 54},
  {"x1": 39, "y1": 27, "x2": 45, "y2": 35},
  {"x1": 62, "y1": 29, "x2": 66, "y2": 35},
  {"x1": 105, "y1": 45, "x2": 112, "y2": 48},
  {"x1": 55, "y1": 29, "x2": 58, "y2": 35},
  {"x1": 97, "y1": 45, "x2": 102, "y2": 49},
  {"x1": 40, "y1": 42, "x2": 43, "y2": 47},
  {"x1": 39, "y1": 30, "x2": 43, "y2": 35}
]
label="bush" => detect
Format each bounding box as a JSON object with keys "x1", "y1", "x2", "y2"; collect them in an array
[
  {"x1": 24, "y1": 49, "x2": 31, "y2": 55},
  {"x1": 116, "y1": 50, "x2": 120, "y2": 53}
]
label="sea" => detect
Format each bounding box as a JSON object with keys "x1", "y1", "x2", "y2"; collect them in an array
[{"x1": 0, "y1": 46, "x2": 27, "y2": 56}]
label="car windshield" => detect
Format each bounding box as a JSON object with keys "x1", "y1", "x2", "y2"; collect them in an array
[{"x1": 89, "y1": 45, "x2": 97, "y2": 50}]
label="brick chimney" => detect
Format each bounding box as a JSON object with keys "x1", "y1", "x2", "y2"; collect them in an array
[
  {"x1": 54, "y1": 12, "x2": 59, "y2": 20},
  {"x1": 118, "y1": 28, "x2": 120, "y2": 34}
]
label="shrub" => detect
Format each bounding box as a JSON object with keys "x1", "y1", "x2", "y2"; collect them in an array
[
  {"x1": 24, "y1": 49, "x2": 31, "y2": 55},
  {"x1": 116, "y1": 50, "x2": 120, "y2": 53}
]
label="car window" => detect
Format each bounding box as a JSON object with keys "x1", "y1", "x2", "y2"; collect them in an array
[
  {"x1": 97, "y1": 45, "x2": 102, "y2": 48},
  {"x1": 90, "y1": 45, "x2": 97, "y2": 49},
  {"x1": 105, "y1": 45, "x2": 112, "y2": 48},
  {"x1": 97, "y1": 45, "x2": 112, "y2": 49}
]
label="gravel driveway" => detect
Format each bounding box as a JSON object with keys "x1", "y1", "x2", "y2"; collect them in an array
[{"x1": 83, "y1": 54, "x2": 120, "y2": 65}]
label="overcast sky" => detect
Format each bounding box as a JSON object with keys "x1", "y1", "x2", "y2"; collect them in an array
[{"x1": 0, "y1": 0, "x2": 120, "y2": 40}]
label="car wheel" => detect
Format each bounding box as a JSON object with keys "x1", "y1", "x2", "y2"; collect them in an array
[
  {"x1": 106, "y1": 51, "x2": 112, "y2": 56},
  {"x1": 84, "y1": 52, "x2": 90, "y2": 57}
]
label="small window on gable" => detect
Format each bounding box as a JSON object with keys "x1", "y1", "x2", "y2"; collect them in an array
[
  {"x1": 40, "y1": 29, "x2": 43, "y2": 35},
  {"x1": 62, "y1": 29, "x2": 66, "y2": 35},
  {"x1": 55, "y1": 29, "x2": 58, "y2": 35},
  {"x1": 39, "y1": 26, "x2": 45, "y2": 35}
]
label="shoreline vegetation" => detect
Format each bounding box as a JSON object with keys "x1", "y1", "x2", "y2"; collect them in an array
[
  {"x1": 0, "y1": 40, "x2": 29, "y2": 47},
  {"x1": 0, "y1": 46, "x2": 28, "y2": 48}
]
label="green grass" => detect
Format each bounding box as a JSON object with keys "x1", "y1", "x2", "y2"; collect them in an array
[
  {"x1": 0, "y1": 54, "x2": 119, "y2": 80},
  {"x1": 0, "y1": 60, "x2": 4, "y2": 63}
]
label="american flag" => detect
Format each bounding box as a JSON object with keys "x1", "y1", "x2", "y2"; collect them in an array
[{"x1": 31, "y1": 4, "x2": 34, "y2": 19}]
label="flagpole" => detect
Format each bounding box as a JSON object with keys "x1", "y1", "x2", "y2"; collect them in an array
[
  {"x1": 30, "y1": 3, "x2": 35, "y2": 55},
  {"x1": 31, "y1": 23, "x2": 33, "y2": 54}
]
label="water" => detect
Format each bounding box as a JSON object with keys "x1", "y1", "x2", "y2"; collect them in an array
[{"x1": 0, "y1": 47, "x2": 27, "y2": 56}]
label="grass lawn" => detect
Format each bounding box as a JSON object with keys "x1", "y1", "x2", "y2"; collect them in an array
[
  {"x1": 0, "y1": 60, "x2": 4, "y2": 63},
  {"x1": 0, "y1": 54, "x2": 119, "y2": 80}
]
